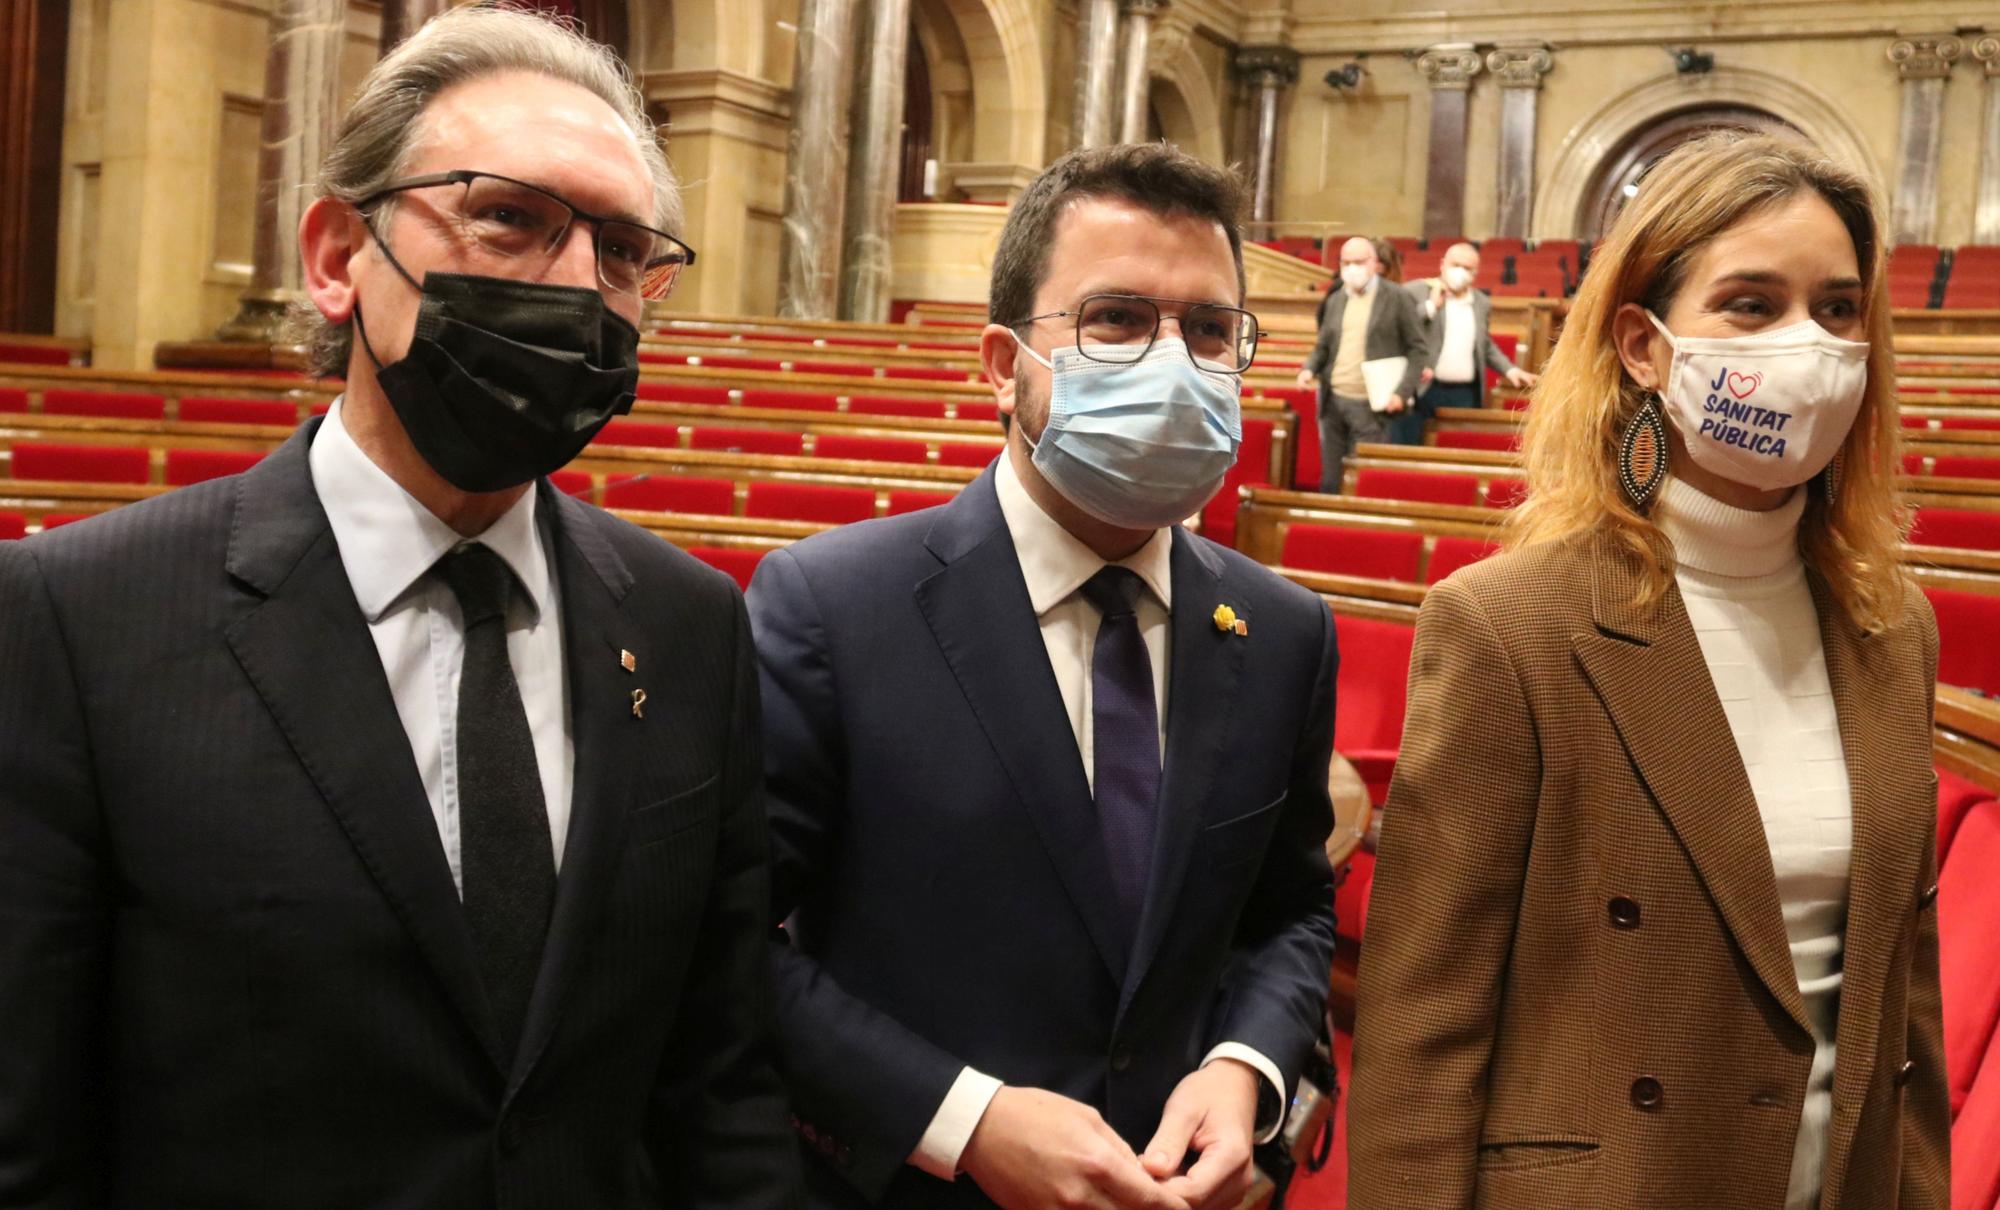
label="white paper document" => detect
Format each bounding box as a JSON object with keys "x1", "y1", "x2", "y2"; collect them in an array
[{"x1": 1361, "y1": 356, "x2": 1409, "y2": 413}]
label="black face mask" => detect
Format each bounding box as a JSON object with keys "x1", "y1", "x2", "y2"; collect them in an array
[{"x1": 355, "y1": 244, "x2": 641, "y2": 493}]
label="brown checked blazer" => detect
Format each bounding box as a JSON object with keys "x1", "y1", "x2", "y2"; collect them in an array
[{"x1": 1347, "y1": 532, "x2": 1950, "y2": 1210}]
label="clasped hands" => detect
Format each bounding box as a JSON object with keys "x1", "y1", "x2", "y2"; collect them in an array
[{"x1": 959, "y1": 1059, "x2": 1261, "y2": 1210}]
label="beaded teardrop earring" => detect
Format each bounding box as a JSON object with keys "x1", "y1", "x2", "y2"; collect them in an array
[{"x1": 1618, "y1": 391, "x2": 1668, "y2": 510}]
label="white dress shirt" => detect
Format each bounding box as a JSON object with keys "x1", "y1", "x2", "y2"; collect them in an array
[
  {"x1": 1657, "y1": 478, "x2": 1849, "y2": 1210},
  {"x1": 907, "y1": 450, "x2": 1285, "y2": 1180},
  {"x1": 1431, "y1": 291, "x2": 1478, "y2": 384},
  {"x1": 307, "y1": 399, "x2": 575, "y2": 895}
]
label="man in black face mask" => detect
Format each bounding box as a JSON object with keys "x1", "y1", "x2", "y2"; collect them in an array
[{"x1": 0, "y1": 9, "x2": 799, "y2": 1208}]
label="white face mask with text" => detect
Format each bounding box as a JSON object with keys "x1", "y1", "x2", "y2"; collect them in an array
[{"x1": 1647, "y1": 311, "x2": 1869, "y2": 492}]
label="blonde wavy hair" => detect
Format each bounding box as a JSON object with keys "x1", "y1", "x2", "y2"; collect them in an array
[{"x1": 1507, "y1": 130, "x2": 1910, "y2": 631}]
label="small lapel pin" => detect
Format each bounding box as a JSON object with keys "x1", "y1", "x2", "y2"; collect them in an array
[
  {"x1": 1212, "y1": 604, "x2": 1247, "y2": 636},
  {"x1": 620, "y1": 648, "x2": 636, "y2": 673},
  {"x1": 630, "y1": 688, "x2": 647, "y2": 719}
]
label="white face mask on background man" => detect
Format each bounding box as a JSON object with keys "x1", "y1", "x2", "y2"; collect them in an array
[
  {"x1": 1441, "y1": 265, "x2": 1474, "y2": 294},
  {"x1": 1647, "y1": 311, "x2": 1868, "y2": 492},
  {"x1": 1341, "y1": 263, "x2": 1375, "y2": 293}
]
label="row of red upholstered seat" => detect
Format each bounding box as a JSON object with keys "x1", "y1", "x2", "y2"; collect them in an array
[
  {"x1": 639, "y1": 350, "x2": 979, "y2": 384},
  {"x1": 1926, "y1": 770, "x2": 2000, "y2": 1207},
  {"x1": 1279, "y1": 506, "x2": 2000, "y2": 591},
  {"x1": 0, "y1": 383, "x2": 1006, "y2": 426},
  {"x1": 1344, "y1": 466, "x2": 1526, "y2": 509},
  {"x1": 5, "y1": 442, "x2": 263, "y2": 487},
  {"x1": 0, "y1": 388, "x2": 305, "y2": 425},
  {"x1": 1283, "y1": 528, "x2": 1500, "y2": 585},
  {"x1": 592, "y1": 419, "x2": 1006, "y2": 467}
]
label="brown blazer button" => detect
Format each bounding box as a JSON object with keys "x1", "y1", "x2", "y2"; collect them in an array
[
  {"x1": 1630, "y1": 1076, "x2": 1664, "y2": 1111},
  {"x1": 1918, "y1": 883, "x2": 1939, "y2": 911},
  {"x1": 1608, "y1": 897, "x2": 1642, "y2": 929},
  {"x1": 1896, "y1": 1059, "x2": 1917, "y2": 1088}
]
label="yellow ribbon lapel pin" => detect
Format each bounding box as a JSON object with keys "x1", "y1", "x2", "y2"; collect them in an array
[{"x1": 1212, "y1": 604, "x2": 1247, "y2": 637}]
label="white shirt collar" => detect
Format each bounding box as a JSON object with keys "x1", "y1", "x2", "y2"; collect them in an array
[
  {"x1": 993, "y1": 447, "x2": 1174, "y2": 617},
  {"x1": 308, "y1": 398, "x2": 550, "y2": 624}
]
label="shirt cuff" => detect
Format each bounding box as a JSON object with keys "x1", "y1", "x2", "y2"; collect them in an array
[
  {"x1": 1202, "y1": 1042, "x2": 1287, "y2": 1145},
  {"x1": 909, "y1": 1066, "x2": 1004, "y2": 1180}
]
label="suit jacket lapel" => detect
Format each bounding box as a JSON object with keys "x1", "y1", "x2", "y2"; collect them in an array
[
  {"x1": 223, "y1": 424, "x2": 506, "y2": 1072},
  {"x1": 1813, "y1": 573, "x2": 1923, "y2": 1199},
  {"x1": 915, "y1": 470, "x2": 1131, "y2": 984},
  {"x1": 507, "y1": 487, "x2": 638, "y2": 1093},
  {"x1": 1364, "y1": 285, "x2": 1394, "y2": 355},
  {"x1": 1571, "y1": 538, "x2": 1811, "y2": 1035},
  {"x1": 1119, "y1": 531, "x2": 1243, "y2": 1023}
]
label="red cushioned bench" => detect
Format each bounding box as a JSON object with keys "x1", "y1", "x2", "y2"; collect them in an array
[
  {"x1": 43, "y1": 389, "x2": 167, "y2": 421},
  {"x1": 178, "y1": 397, "x2": 299, "y2": 426},
  {"x1": 687, "y1": 546, "x2": 767, "y2": 590},
  {"x1": 164, "y1": 448, "x2": 263, "y2": 486},
  {"x1": 10, "y1": 442, "x2": 151, "y2": 484},
  {"x1": 1282, "y1": 524, "x2": 1424, "y2": 583},
  {"x1": 603, "y1": 474, "x2": 735, "y2": 514}
]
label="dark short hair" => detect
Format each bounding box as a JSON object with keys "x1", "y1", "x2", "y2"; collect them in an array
[{"x1": 987, "y1": 143, "x2": 1247, "y2": 329}]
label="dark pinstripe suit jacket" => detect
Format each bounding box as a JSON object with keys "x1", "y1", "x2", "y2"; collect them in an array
[
  {"x1": 1348, "y1": 532, "x2": 1949, "y2": 1210},
  {"x1": 0, "y1": 423, "x2": 801, "y2": 1209}
]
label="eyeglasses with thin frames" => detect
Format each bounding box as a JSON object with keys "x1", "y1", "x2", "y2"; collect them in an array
[
  {"x1": 356, "y1": 169, "x2": 696, "y2": 302},
  {"x1": 1012, "y1": 293, "x2": 1260, "y2": 374}
]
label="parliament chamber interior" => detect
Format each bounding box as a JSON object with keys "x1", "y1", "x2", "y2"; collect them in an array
[{"x1": 2, "y1": 0, "x2": 1999, "y2": 1206}]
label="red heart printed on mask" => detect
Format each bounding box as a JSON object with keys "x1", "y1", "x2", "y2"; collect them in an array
[{"x1": 1726, "y1": 371, "x2": 1762, "y2": 398}]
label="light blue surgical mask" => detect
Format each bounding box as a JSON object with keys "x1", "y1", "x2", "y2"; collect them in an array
[{"x1": 1017, "y1": 336, "x2": 1242, "y2": 530}]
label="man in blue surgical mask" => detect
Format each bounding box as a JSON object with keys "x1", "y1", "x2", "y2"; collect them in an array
[{"x1": 749, "y1": 143, "x2": 1339, "y2": 1210}]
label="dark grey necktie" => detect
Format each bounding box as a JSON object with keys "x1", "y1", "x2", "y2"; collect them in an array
[
  {"x1": 1080, "y1": 566, "x2": 1160, "y2": 939},
  {"x1": 436, "y1": 543, "x2": 554, "y2": 1057}
]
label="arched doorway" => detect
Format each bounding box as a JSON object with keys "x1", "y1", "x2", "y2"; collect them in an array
[
  {"x1": 898, "y1": 25, "x2": 934, "y2": 201},
  {"x1": 1579, "y1": 104, "x2": 1797, "y2": 238}
]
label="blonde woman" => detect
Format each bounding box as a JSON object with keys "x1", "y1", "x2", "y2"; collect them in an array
[{"x1": 1348, "y1": 132, "x2": 1948, "y2": 1209}]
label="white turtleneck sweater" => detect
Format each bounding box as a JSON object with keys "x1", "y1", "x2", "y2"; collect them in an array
[{"x1": 1655, "y1": 477, "x2": 1850, "y2": 1210}]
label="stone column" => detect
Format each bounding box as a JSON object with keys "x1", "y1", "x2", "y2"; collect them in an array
[
  {"x1": 1116, "y1": 0, "x2": 1167, "y2": 144},
  {"x1": 1887, "y1": 34, "x2": 1962, "y2": 247},
  {"x1": 379, "y1": 0, "x2": 449, "y2": 53},
  {"x1": 1072, "y1": 0, "x2": 1121, "y2": 149},
  {"x1": 1416, "y1": 42, "x2": 1482, "y2": 240},
  {"x1": 216, "y1": 0, "x2": 346, "y2": 343},
  {"x1": 1234, "y1": 46, "x2": 1300, "y2": 228},
  {"x1": 1973, "y1": 36, "x2": 2000, "y2": 244},
  {"x1": 777, "y1": 0, "x2": 861, "y2": 319},
  {"x1": 1485, "y1": 42, "x2": 1552, "y2": 240},
  {"x1": 837, "y1": 0, "x2": 913, "y2": 322}
]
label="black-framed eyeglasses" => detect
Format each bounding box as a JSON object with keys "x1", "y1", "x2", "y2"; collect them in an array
[
  {"x1": 1014, "y1": 294, "x2": 1260, "y2": 374},
  {"x1": 356, "y1": 169, "x2": 696, "y2": 301}
]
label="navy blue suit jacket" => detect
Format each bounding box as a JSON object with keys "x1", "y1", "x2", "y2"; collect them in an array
[{"x1": 748, "y1": 463, "x2": 1339, "y2": 1207}]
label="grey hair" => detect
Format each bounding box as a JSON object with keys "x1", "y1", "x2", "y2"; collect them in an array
[{"x1": 295, "y1": 4, "x2": 679, "y2": 377}]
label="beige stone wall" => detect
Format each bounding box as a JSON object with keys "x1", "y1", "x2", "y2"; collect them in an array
[
  {"x1": 1281, "y1": 0, "x2": 1998, "y2": 244},
  {"x1": 56, "y1": 0, "x2": 378, "y2": 368}
]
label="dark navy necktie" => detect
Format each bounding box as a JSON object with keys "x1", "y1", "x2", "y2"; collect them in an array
[
  {"x1": 436, "y1": 543, "x2": 555, "y2": 1058},
  {"x1": 1081, "y1": 566, "x2": 1160, "y2": 939}
]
